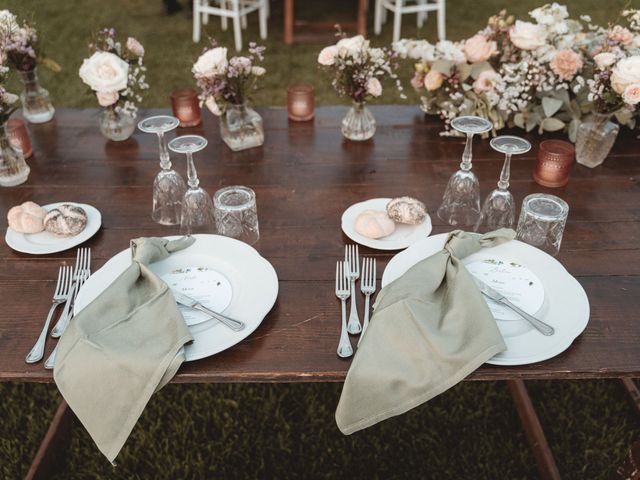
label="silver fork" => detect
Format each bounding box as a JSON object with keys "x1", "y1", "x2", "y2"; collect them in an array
[
  {"x1": 25, "y1": 266, "x2": 73, "y2": 364},
  {"x1": 51, "y1": 247, "x2": 91, "y2": 338},
  {"x1": 45, "y1": 268, "x2": 91, "y2": 370},
  {"x1": 345, "y1": 245, "x2": 362, "y2": 334},
  {"x1": 336, "y1": 260, "x2": 353, "y2": 358},
  {"x1": 358, "y1": 257, "x2": 376, "y2": 347}
]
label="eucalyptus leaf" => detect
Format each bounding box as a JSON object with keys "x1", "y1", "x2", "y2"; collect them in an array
[
  {"x1": 457, "y1": 63, "x2": 472, "y2": 82},
  {"x1": 470, "y1": 62, "x2": 492, "y2": 79},
  {"x1": 526, "y1": 114, "x2": 540, "y2": 132},
  {"x1": 542, "y1": 97, "x2": 563, "y2": 118},
  {"x1": 513, "y1": 113, "x2": 525, "y2": 129},
  {"x1": 568, "y1": 119, "x2": 580, "y2": 143},
  {"x1": 541, "y1": 117, "x2": 566, "y2": 132},
  {"x1": 432, "y1": 60, "x2": 453, "y2": 76}
]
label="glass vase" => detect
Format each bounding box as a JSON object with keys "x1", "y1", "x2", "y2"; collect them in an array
[
  {"x1": 220, "y1": 103, "x2": 264, "y2": 151},
  {"x1": 341, "y1": 102, "x2": 376, "y2": 141},
  {"x1": 20, "y1": 68, "x2": 55, "y2": 124},
  {"x1": 99, "y1": 109, "x2": 136, "y2": 142},
  {"x1": 0, "y1": 122, "x2": 30, "y2": 187},
  {"x1": 575, "y1": 114, "x2": 619, "y2": 168}
]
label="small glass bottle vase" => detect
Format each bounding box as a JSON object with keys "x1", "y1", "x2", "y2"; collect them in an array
[
  {"x1": 575, "y1": 114, "x2": 619, "y2": 168},
  {"x1": 0, "y1": 122, "x2": 30, "y2": 187},
  {"x1": 220, "y1": 103, "x2": 264, "y2": 151},
  {"x1": 341, "y1": 102, "x2": 375, "y2": 141},
  {"x1": 99, "y1": 109, "x2": 136, "y2": 142},
  {"x1": 20, "y1": 68, "x2": 55, "y2": 124}
]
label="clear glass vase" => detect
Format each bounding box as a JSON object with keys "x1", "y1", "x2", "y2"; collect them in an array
[
  {"x1": 20, "y1": 68, "x2": 55, "y2": 124},
  {"x1": 220, "y1": 103, "x2": 264, "y2": 151},
  {"x1": 341, "y1": 102, "x2": 376, "y2": 141},
  {"x1": 0, "y1": 122, "x2": 30, "y2": 187},
  {"x1": 575, "y1": 113, "x2": 619, "y2": 168},
  {"x1": 99, "y1": 109, "x2": 136, "y2": 141}
]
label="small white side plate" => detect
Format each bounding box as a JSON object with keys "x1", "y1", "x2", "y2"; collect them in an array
[
  {"x1": 341, "y1": 198, "x2": 432, "y2": 251},
  {"x1": 5, "y1": 202, "x2": 102, "y2": 255}
]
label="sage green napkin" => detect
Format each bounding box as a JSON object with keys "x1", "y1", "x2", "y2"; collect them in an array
[
  {"x1": 335, "y1": 229, "x2": 515, "y2": 435},
  {"x1": 54, "y1": 236, "x2": 195, "y2": 463}
]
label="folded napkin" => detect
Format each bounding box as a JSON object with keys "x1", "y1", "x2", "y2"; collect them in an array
[
  {"x1": 54, "y1": 236, "x2": 195, "y2": 463},
  {"x1": 335, "y1": 229, "x2": 515, "y2": 435}
]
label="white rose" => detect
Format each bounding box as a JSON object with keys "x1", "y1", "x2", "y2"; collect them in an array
[
  {"x1": 205, "y1": 96, "x2": 221, "y2": 116},
  {"x1": 79, "y1": 52, "x2": 129, "y2": 93},
  {"x1": 192, "y1": 47, "x2": 228, "y2": 78},
  {"x1": 126, "y1": 37, "x2": 145, "y2": 57},
  {"x1": 251, "y1": 66, "x2": 266, "y2": 76},
  {"x1": 0, "y1": 10, "x2": 17, "y2": 31},
  {"x1": 96, "y1": 91, "x2": 119, "y2": 107},
  {"x1": 622, "y1": 83, "x2": 640, "y2": 105},
  {"x1": 593, "y1": 52, "x2": 616, "y2": 70},
  {"x1": 336, "y1": 35, "x2": 366, "y2": 57},
  {"x1": 611, "y1": 56, "x2": 640, "y2": 94},
  {"x1": 510, "y1": 21, "x2": 548, "y2": 50},
  {"x1": 366, "y1": 77, "x2": 382, "y2": 97},
  {"x1": 2, "y1": 91, "x2": 18, "y2": 104},
  {"x1": 318, "y1": 45, "x2": 339, "y2": 66}
]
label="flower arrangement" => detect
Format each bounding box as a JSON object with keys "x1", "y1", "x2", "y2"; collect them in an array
[
  {"x1": 192, "y1": 41, "x2": 266, "y2": 116},
  {"x1": 318, "y1": 32, "x2": 405, "y2": 103},
  {"x1": 394, "y1": 3, "x2": 640, "y2": 141},
  {"x1": 79, "y1": 28, "x2": 148, "y2": 117},
  {"x1": 0, "y1": 70, "x2": 18, "y2": 124}
]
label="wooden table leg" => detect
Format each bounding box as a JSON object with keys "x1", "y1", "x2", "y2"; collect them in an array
[
  {"x1": 357, "y1": 0, "x2": 369, "y2": 36},
  {"x1": 25, "y1": 400, "x2": 74, "y2": 480},
  {"x1": 621, "y1": 378, "x2": 640, "y2": 416},
  {"x1": 284, "y1": 0, "x2": 294, "y2": 45},
  {"x1": 507, "y1": 379, "x2": 561, "y2": 480}
]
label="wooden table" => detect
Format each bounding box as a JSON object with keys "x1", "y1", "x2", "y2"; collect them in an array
[
  {"x1": 284, "y1": 0, "x2": 369, "y2": 44},
  {"x1": 2, "y1": 107, "x2": 639, "y2": 479}
]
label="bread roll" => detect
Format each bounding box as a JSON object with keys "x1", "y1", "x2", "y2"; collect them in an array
[
  {"x1": 7, "y1": 201, "x2": 47, "y2": 234},
  {"x1": 44, "y1": 204, "x2": 88, "y2": 237},
  {"x1": 354, "y1": 210, "x2": 395, "y2": 239}
]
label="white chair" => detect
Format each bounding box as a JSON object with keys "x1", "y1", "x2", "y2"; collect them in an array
[
  {"x1": 374, "y1": 0, "x2": 445, "y2": 43},
  {"x1": 193, "y1": 0, "x2": 269, "y2": 51}
]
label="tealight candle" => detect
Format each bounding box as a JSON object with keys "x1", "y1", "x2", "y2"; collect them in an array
[
  {"x1": 533, "y1": 139, "x2": 575, "y2": 188},
  {"x1": 287, "y1": 84, "x2": 314, "y2": 122},
  {"x1": 7, "y1": 119, "x2": 33, "y2": 158},
  {"x1": 170, "y1": 89, "x2": 202, "y2": 127}
]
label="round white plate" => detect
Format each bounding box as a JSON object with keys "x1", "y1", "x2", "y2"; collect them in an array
[
  {"x1": 381, "y1": 234, "x2": 590, "y2": 366},
  {"x1": 341, "y1": 198, "x2": 432, "y2": 251},
  {"x1": 74, "y1": 234, "x2": 279, "y2": 362},
  {"x1": 5, "y1": 202, "x2": 102, "y2": 255}
]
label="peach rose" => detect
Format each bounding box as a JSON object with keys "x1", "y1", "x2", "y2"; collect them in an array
[
  {"x1": 410, "y1": 71, "x2": 424, "y2": 90},
  {"x1": 622, "y1": 83, "x2": 640, "y2": 105},
  {"x1": 423, "y1": 69, "x2": 444, "y2": 91},
  {"x1": 608, "y1": 25, "x2": 634, "y2": 46},
  {"x1": 473, "y1": 70, "x2": 500, "y2": 94},
  {"x1": 593, "y1": 52, "x2": 616, "y2": 70},
  {"x1": 463, "y1": 35, "x2": 498, "y2": 63},
  {"x1": 317, "y1": 46, "x2": 339, "y2": 66},
  {"x1": 550, "y1": 50, "x2": 583, "y2": 81},
  {"x1": 96, "y1": 91, "x2": 119, "y2": 107},
  {"x1": 366, "y1": 77, "x2": 382, "y2": 97}
]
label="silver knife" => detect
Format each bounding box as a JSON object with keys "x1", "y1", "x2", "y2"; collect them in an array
[
  {"x1": 472, "y1": 277, "x2": 554, "y2": 336},
  {"x1": 173, "y1": 291, "x2": 245, "y2": 332}
]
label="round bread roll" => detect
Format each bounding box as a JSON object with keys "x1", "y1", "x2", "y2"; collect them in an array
[
  {"x1": 386, "y1": 196, "x2": 427, "y2": 225},
  {"x1": 354, "y1": 210, "x2": 395, "y2": 239},
  {"x1": 7, "y1": 201, "x2": 47, "y2": 234},
  {"x1": 44, "y1": 204, "x2": 88, "y2": 237}
]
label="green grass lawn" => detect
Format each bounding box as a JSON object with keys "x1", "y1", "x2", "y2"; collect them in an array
[{"x1": 1, "y1": 0, "x2": 639, "y2": 478}]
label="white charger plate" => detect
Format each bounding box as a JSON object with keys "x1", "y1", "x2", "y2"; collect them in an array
[
  {"x1": 5, "y1": 202, "x2": 102, "y2": 255},
  {"x1": 381, "y1": 234, "x2": 590, "y2": 366},
  {"x1": 73, "y1": 234, "x2": 279, "y2": 362},
  {"x1": 341, "y1": 198, "x2": 432, "y2": 250}
]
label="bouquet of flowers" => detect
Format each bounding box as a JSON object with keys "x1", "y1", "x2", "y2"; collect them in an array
[
  {"x1": 394, "y1": 3, "x2": 640, "y2": 143},
  {"x1": 192, "y1": 41, "x2": 266, "y2": 116},
  {"x1": 79, "y1": 28, "x2": 148, "y2": 118}
]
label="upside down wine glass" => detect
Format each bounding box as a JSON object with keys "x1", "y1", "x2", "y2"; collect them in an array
[
  {"x1": 138, "y1": 115, "x2": 187, "y2": 225},
  {"x1": 475, "y1": 135, "x2": 532, "y2": 232},
  {"x1": 167, "y1": 135, "x2": 216, "y2": 235},
  {"x1": 437, "y1": 116, "x2": 493, "y2": 226}
]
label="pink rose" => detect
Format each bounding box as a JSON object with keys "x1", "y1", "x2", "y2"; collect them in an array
[
  {"x1": 611, "y1": 56, "x2": 640, "y2": 94},
  {"x1": 608, "y1": 25, "x2": 634, "y2": 46},
  {"x1": 318, "y1": 46, "x2": 339, "y2": 66},
  {"x1": 593, "y1": 52, "x2": 616, "y2": 70},
  {"x1": 96, "y1": 91, "x2": 119, "y2": 107},
  {"x1": 366, "y1": 77, "x2": 382, "y2": 97},
  {"x1": 622, "y1": 83, "x2": 640, "y2": 105},
  {"x1": 473, "y1": 70, "x2": 500, "y2": 94},
  {"x1": 410, "y1": 71, "x2": 424, "y2": 90},
  {"x1": 463, "y1": 35, "x2": 498, "y2": 63},
  {"x1": 205, "y1": 96, "x2": 221, "y2": 115},
  {"x1": 423, "y1": 69, "x2": 444, "y2": 91},
  {"x1": 550, "y1": 50, "x2": 583, "y2": 81}
]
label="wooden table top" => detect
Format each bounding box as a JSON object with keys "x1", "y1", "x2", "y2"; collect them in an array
[{"x1": 1, "y1": 106, "x2": 639, "y2": 383}]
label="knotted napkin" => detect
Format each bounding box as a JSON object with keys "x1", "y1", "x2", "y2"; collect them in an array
[
  {"x1": 54, "y1": 236, "x2": 195, "y2": 463},
  {"x1": 335, "y1": 229, "x2": 515, "y2": 434}
]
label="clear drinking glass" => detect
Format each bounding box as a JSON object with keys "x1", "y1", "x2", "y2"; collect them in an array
[
  {"x1": 168, "y1": 135, "x2": 216, "y2": 235},
  {"x1": 475, "y1": 135, "x2": 531, "y2": 232},
  {"x1": 213, "y1": 186, "x2": 260, "y2": 245},
  {"x1": 516, "y1": 193, "x2": 569, "y2": 256},
  {"x1": 138, "y1": 115, "x2": 187, "y2": 225},
  {"x1": 437, "y1": 116, "x2": 493, "y2": 226}
]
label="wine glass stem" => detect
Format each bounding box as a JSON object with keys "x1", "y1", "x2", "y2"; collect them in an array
[
  {"x1": 460, "y1": 133, "x2": 473, "y2": 171},
  {"x1": 158, "y1": 132, "x2": 171, "y2": 170},
  {"x1": 186, "y1": 151, "x2": 199, "y2": 189},
  {"x1": 498, "y1": 153, "x2": 511, "y2": 190}
]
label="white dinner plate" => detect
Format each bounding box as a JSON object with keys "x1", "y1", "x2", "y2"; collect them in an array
[
  {"x1": 74, "y1": 234, "x2": 279, "y2": 362},
  {"x1": 5, "y1": 202, "x2": 102, "y2": 255},
  {"x1": 381, "y1": 234, "x2": 590, "y2": 366},
  {"x1": 341, "y1": 198, "x2": 432, "y2": 250}
]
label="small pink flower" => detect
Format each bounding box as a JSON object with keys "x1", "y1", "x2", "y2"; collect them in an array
[
  {"x1": 126, "y1": 37, "x2": 145, "y2": 57},
  {"x1": 463, "y1": 35, "x2": 498, "y2": 63},
  {"x1": 423, "y1": 69, "x2": 444, "y2": 91},
  {"x1": 366, "y1": 77, "x2": 382, "y2": 97},
  {"x1": 550, "y1": 50, "x2": 583, "y2": 81},
  {"x1": 410, "y1": 71, "x2": 424, "y2": 90},
  {"x1": 317, "y1": 46, "x2": 339, "y2": 66},
  {"x1": 622, "y1": 83, "x2": 640, "y2": 105},
  {"x1": 473, "y1": 70, "x2": 500, "y2": 94},
  {"x1": 608, "y1": 25, "x2": 634, "y2": 46},
  {"x1": 96, "y1": 91, "x2": 119, "y2": 107}
]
